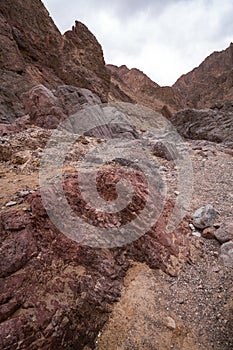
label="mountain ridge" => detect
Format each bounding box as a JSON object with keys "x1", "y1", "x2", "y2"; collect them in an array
[{"x1": 0, "y1": 0, "x2": 232, "y2": 123}]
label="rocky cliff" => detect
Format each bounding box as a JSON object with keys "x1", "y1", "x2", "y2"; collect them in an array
[
  {"x1": 173, "y1": 43, "x2": 233, "y2": 108},
  {"x1": 107, "y1": 64, "x2": 184, "y2": 114},
  {"x1": 0, "y1": 0, "x2": 110, "y2": 123}
]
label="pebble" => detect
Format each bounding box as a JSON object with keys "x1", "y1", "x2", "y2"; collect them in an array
[
  {"x1": 189, "y1": 223, "x2": 195, "y2": 231},
  {"x1": 19, "y1": 190, "x2": 30, "y2": 197},
  {"x1": 177, "y1": 298, "x2": 184, "y2": 304},
  {"x1": 192, "y1": 231, "x2": 202, "y2": 237},
  {"x1": 166, "y1": 316, "x2": 176, "y2": 330},
  {"x1": 212, "y1": 266, "x2": 220, "y2": 273},
  {"x1": 202, "y1": 227, "x2": 215, "y2": 239},
  {"x1": 5, "y1": 201, "x2": 17, "y2": 207}
]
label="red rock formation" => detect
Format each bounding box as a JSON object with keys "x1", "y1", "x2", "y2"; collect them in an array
[
  {"x1": 0, "y1": 167, "x2": 190, "y2": 349},
  {"x1": 173, "y1": 43, "x2": 233, "y2": 108}
]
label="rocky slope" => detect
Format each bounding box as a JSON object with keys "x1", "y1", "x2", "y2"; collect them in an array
[
  {"x1": 173, "y1": 43, "x2": 233, "y2": 108},
  {"x1": 0, "y1": 0, "x2": 110, "y2": 123},
  {"x1": 0, "y1": 119, "x2": 192, "y2": 349},
  {"x1": 0, "y1": 124, "x2": 233, "y2": 349},
  {"x1": 107, "y1": 64, "x2": 184, "y2": 114}
]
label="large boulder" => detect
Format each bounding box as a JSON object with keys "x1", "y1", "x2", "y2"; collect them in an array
[
  {"x1": 171, "y1": 101, "x2": 233, "y2": 148},
  {"x1": 21, "y1": 85, "x2": 101, "y2": 129}
]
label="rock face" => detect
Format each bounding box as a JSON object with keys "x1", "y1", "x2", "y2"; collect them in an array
[
  {"x1": 173, "y1": 43, "x2": 233, "y2": 108},
  {"x1": 107, "y1": 64, "x2": 183, "y2": 113},
  {"x1": 0, "y1": 166, "x2": 190, "y2": 349},
  {"x1": 0, "y1": 0, "x2": 110, "y2": 123},
  {"x1": 171, "y1": 101, "x2": 233, "y2": 148}
]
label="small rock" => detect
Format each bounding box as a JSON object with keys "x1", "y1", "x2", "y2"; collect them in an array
[
  {"x1": 193, "y1": 205, "x2": 216, "y2": 229},
  {"x1": 78, "y1": 135, "x2": 89, "y2": 145},
  {"x1": 202, "y1": 227, "x2": 215, "y2": 239},
  {"x1": 5, "y1": 201, "x2": 17, "y2": 207},
  {"x1": 192, "y1": 231, "x2": 201, "y2": 238},
  {"x1": 189, "y1": 223, "x2": 195, "y2": 231},
  {"x1": 166, "y1": 316, "x2": 176, "y2": 330},
  {"x1": 174, "y1": 191, "x2": 180, "y2": 196},
  {"x1": 19, "y1": 190, "x2": 30, "y2": 197},
  {"x1": 214, "y1": 224, "x2": 233, "y2": 244}
]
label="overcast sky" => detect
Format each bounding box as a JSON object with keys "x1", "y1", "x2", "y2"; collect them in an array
[{"x1": 43, "y1": 0, "x2": 233, "y2": 86}]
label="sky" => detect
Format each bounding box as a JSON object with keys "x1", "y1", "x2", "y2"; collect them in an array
[{"x1": 43, "y1": 0, "x2": 233, "y2": 86}]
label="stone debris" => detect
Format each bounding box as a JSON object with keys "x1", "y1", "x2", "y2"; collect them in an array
[
  {"x1": 189, "y1": 223, "x2": 196, "y2": 231},
  {"x1": 166, "y1": 316, "x2": 176, "y2": 330},
  {"x1": 19, "y1": 190, "x2": 30, "y2": 197}
]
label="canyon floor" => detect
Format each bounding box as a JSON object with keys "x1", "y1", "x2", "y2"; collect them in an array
[{"x1": 1, "y1": 129, "x2": 232, "y2": 350}]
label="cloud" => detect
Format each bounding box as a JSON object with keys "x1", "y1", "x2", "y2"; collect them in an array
[{"x1": 43, "y1": 0, "x2": 233, "y2": 85}]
